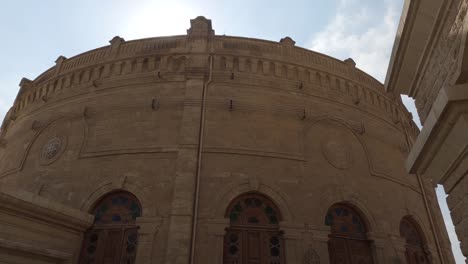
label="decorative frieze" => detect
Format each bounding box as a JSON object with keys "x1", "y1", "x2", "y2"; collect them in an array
[{"x1": 415, "y1": 0, "x2": 468, "y2": 123}]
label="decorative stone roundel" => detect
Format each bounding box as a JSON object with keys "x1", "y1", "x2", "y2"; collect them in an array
[
  {"x1": 40, "y1": 136, "x2": 66, "y2": 164},
  {"x1": 321, "y1": 138, "x2": 353, "y2": 169}
]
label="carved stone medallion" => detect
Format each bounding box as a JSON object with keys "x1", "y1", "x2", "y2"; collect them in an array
[
  {"x1": 321, "y1": 138, "x2": 353, "y2": 169},
  {"x1": 40, "y1": 136, "x2": 66, "y2": 165}
]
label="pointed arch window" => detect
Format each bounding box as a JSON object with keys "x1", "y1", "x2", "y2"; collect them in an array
[
  {"x1": 325, "y1": 203, "x2": 374, "y2": 264},
  {"x1": 223, "y1": 192, "x2": 284, "y2": 264},
  {"x1": 79, "y1": 191, "x2": 141, "y2": 264}
]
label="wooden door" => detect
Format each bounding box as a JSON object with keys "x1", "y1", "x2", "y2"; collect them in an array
[
  {"x1": 245, "y1": 230, "x2": 262, "y2": 264},
  {"x1": 80, "y1": 227, "x2": 138, "y2": 264},
  {"x1": 101, "y1": 229, "x2": 124, "y2": 263},
  {"x1": 329, "y1": 237, "x2": 350, "y2": 264},
  {"x1": 224, "y1": 228, "x2": 284, "y2": 264},
  {"x1": 347, "y1": 239, "x2": 373, "y2": 264},
  {"x1": 328, "y1": 237, "x2": 373, "y2": 264}
]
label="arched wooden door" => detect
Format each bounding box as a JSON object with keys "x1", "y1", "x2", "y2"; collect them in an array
[
  {"x1": 224, "y1": 192, "x2": 284, "y2": 264},
  {"x1": 325, "y1": 204, "x2": 374, "y2": 264},
  {"x1": 79, "y1": 191, "x2": 142, "y2": 264},
  {"x1": 400, "y1": 217, "x2": 430, "y2": 264}
]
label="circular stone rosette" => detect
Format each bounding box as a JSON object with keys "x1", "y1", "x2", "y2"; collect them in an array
[
  {"x1": 321, "y1": 138, "x2": 353, "y2": 170},
  {"x1": 40, "y1": 136, "x2": 67, "y2": 165}
]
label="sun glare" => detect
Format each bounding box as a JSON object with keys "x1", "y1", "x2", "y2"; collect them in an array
[{"x1": 122, "y1": 0, "x2": 202, "y2": 40}]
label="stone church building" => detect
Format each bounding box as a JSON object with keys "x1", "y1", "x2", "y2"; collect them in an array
[{"x1": 0, "y1": 12, "x2": 461, "y2": 264}]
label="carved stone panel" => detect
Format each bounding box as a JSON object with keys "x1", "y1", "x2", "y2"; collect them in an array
[{"x1": 321, "y1": 138, "x2": 353, "y2": 170}]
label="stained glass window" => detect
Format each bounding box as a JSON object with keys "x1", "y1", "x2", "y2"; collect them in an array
[
  {"x1": 92, "y1": 192, "x2": 141, "y2": 225},
  {"x1": 79, "y1": 191, "x2": 141, "y2": 264},
  {"x1": 225, "y1": 192, "x2": 281, "y2": 226},
  {"x1": 325, "y1": 204, "x2": 367, "y2": 238}
]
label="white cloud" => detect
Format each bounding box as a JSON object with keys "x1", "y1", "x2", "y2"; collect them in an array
[{"x1": 308, "y1": 0, "x2": 400, "y2": 82}]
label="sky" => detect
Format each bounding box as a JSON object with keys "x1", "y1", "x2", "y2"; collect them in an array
[{"x1": 0, "y1": 0, "x2": 464, "y2": 261}]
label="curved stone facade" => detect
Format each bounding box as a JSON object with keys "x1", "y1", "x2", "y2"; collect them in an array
[{"x1": 0, "y1": 17, "x2": 454, "y2": 263}]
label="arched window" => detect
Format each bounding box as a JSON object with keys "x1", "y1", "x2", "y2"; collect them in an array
[
  {"x1": 400, "y1": 217, "x2": 430, "y2": 263},
  {"x1": 79, "y1": 191, "x2": 142, "y2": 264},
  {"x1": 325, "y1": 203, "x2": 374, "y2": 264},
  {"x1": 224, "y1": 192, "x2": 284, "y2": 264}
]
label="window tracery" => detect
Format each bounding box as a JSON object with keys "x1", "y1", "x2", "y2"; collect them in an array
[
  {"x1": 224, "y1": 192, "x2": 284, "y2": 264},
  {"x1": 79, "y1": 191, "x2": 141, "y2": 264},
  {"x1": 326, "y1": 204, "x2": 373, "y2": 264}
]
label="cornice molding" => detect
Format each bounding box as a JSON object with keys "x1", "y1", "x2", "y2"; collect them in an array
[{"x1": 385, "y1": 0, "x2": 454, "y2": 95}]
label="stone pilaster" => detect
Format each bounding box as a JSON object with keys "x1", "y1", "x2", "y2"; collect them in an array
[
  {"x1": 135, "y1": 216, "x2": 163, "y2": 264},
  {"x1": 164, "y1": 78, "x2": 204, "y2": 264},
  {"x1": 280, "y1": 222, "x2": 302, "y2": 264},
  {"x1": 206, "y1": 218, "x2": 229, "y2": 264},
  {"x1": 164, "y1": 17, "x2": 213, "y2": 264}
]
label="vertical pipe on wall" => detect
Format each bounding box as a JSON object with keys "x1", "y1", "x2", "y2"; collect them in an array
[{"x1": 189, "y1": 54, "x2": 214, "y2": 264}]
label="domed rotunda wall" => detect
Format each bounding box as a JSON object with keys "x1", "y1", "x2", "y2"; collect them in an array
[{"x1": 0, "y1": 17, "x2": 454, "y2": 264}]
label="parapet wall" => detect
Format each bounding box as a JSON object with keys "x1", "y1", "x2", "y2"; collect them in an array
[{"x1": 4, "y1": 32, "x2": 418, "y2": 139}]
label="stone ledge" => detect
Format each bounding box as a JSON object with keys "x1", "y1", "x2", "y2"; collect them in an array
[
  {"x1": 0, "y1": 237, "x2": 71, "y2": 261},
  {"x1": 0, "y1": 187, "x2": 93, "y2": 232},
  {"x1": 406, "y1": 83, "x2": 468, "y2": 179}
]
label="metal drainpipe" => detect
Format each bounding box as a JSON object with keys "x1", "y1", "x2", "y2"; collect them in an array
[
  {"x1": 189, "y1": 54, "x2": 213, "y2": 264},
  {"x1": 417, "y1": 173, "x2": 446, "y2": 263}
]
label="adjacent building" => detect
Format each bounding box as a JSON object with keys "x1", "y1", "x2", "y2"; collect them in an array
[{"x1": 386, "y1": 0, "x2": 468, "y2": 261}]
